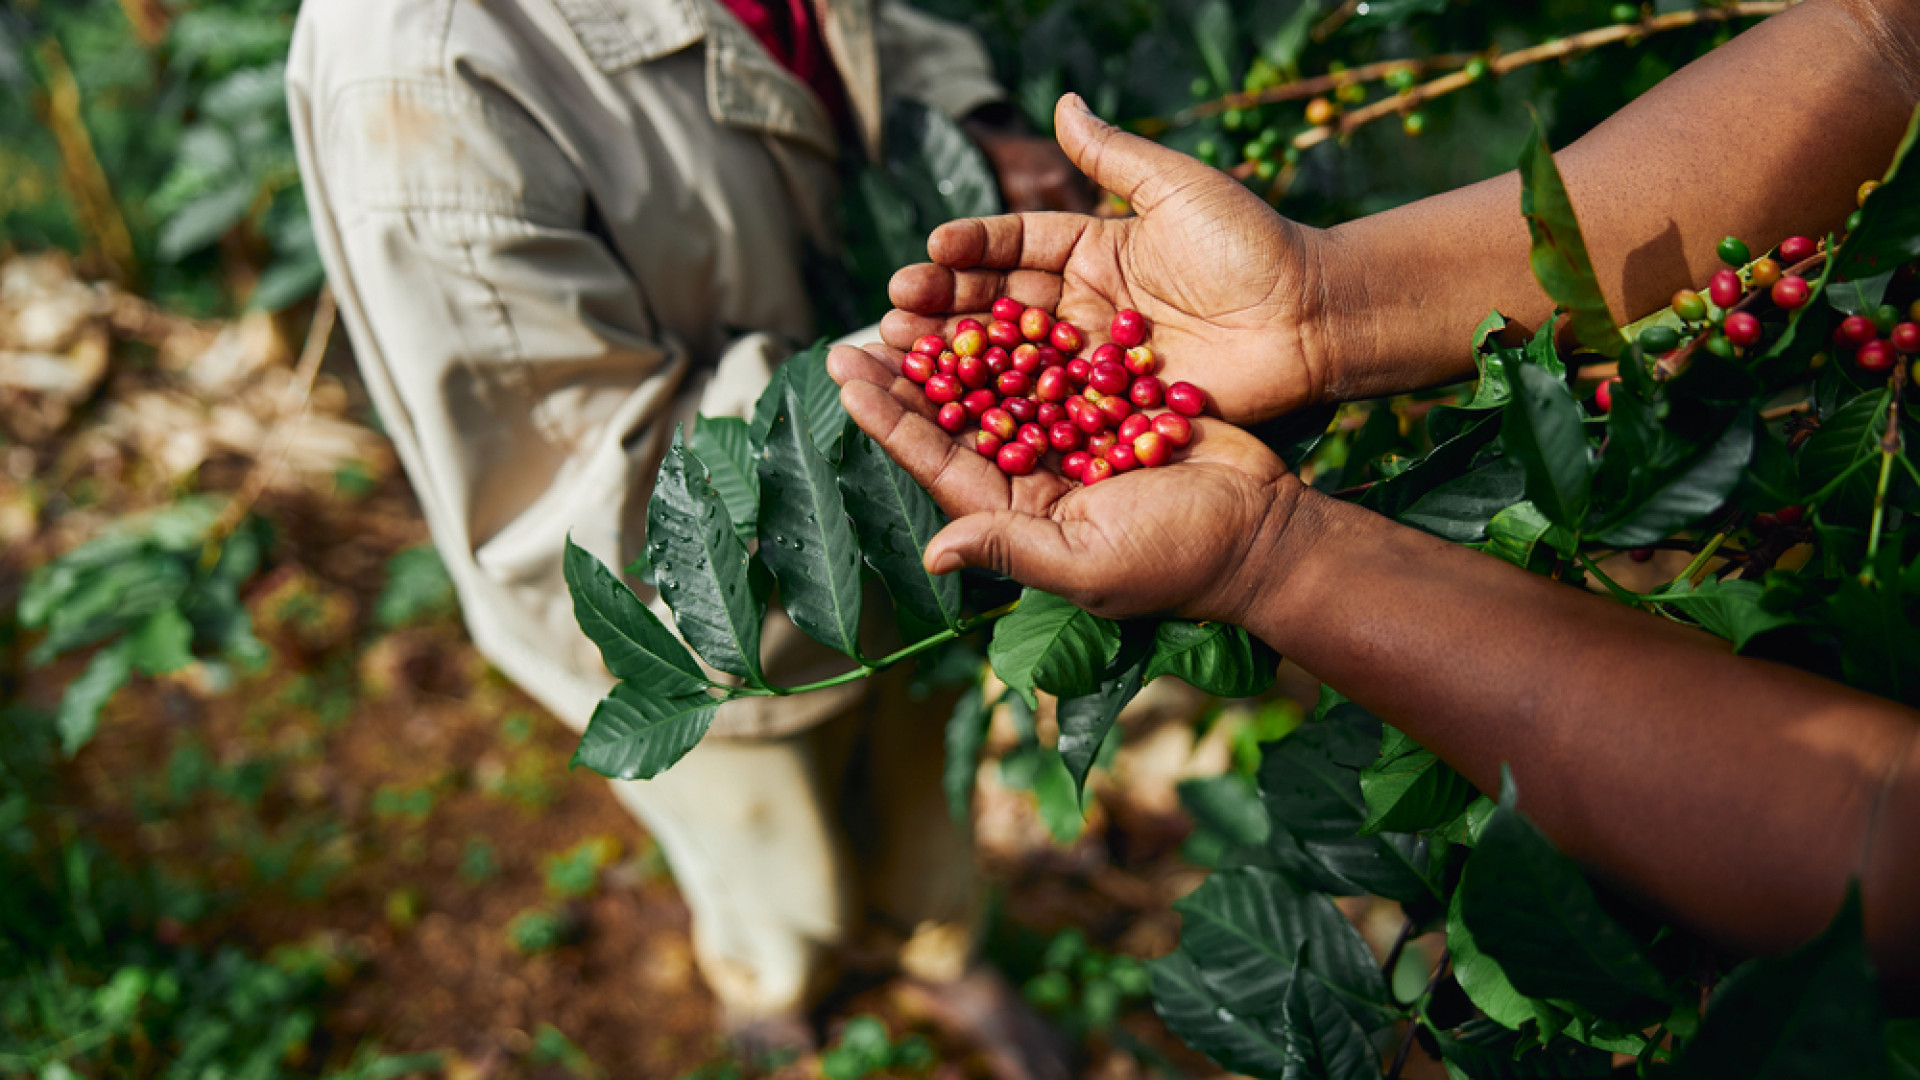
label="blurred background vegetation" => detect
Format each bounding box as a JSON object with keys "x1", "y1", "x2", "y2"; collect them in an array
[{"x1": 0, "y1": 0, "x2": 1766, "y2": 1076}]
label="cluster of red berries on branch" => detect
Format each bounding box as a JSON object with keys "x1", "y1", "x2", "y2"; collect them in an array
[{"x1": 902, "y1": 300, "x2": 1207, "y2": 484}]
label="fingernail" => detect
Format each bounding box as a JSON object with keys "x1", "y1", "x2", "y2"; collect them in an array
[
  {"x1": 1064, "y1": 92, "x2": 1089, "y2": 114},
  {"x1": 928, "y1": 551, "x2": 961, "y2": 575}
]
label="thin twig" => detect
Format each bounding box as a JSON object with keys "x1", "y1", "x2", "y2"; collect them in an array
[
  {"x1": 1143, "y1": 52, "x2": 1476, "y2": 134},
  {"x1": 199, "y1": 288, "x2": 337, "y2": 569},
  {"x1": 1381, "y1": 916, "x2": 1416, "y2": 989}
]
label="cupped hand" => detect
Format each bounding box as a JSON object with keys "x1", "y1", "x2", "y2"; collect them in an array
[
  {"x1": 828, "y1": 343, "x2": 1302, "y2": 624},
  {"x1": 884, "y1": 93, "x2": 1341, "y2": 425}
]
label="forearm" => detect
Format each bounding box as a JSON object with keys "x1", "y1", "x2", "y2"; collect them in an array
[
  {"x1": 1238, "y1": 480, "x2": 1920, "y2": 974},
  {"x1": 1317, "y1": 0, "x2": 1920, "y2": 401}
]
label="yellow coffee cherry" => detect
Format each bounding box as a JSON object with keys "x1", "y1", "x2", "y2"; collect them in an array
[
  {"x1": 1859, "y1": 179, "x2": 1881, "y2": 207},
  {"x1": 1305, "y1": 97, "x2": 1337, "y2": 126},
  {"x1": 1747, "y1": 257, "x2": 1781, "y2": 288}
]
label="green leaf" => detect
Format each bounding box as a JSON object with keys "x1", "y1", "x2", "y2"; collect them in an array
[
  {"x1": 998, "y1": 745, "x2": 1085, "y2": 843},
  {"x1": 1446, "y1": 866, "x2": 1543, "y2": 1030},
  {"x1": 1889, "y1": 1020, "x2": 1920, "y2": 1080},
  {"x1": 127, "y1": 607, "x2": 195, "y2": 676},
  {"x1": 57, "y1": 641, "x2": 133, "y2": 758},
  {"x1": 1179, "y1": 773, "x2": 1273, "y2": 850},
  {"x1": 1800, "y1": 390, "x2": 1891, "y2": 520},
  {"x1": 1500, "y1": 356, "x2": 1594, "y2": 532},
  {"x1": 648, "y1": 428, "x2": 765, "y2": 683},
  {"x1": 1149, "y1": 951, "x2": 1294, "y2": 1079},
  {"x1": 1654, "y1": 578, "x2": 1795, "y2": 650},
  {"x1": 562, "y1": 539, "x2": 709, "y2": 697},
  {"x1": 988, "y1": 590, "x2": 1122, "y2": 708},
  {"x1": 753, "y1": 343, "x2": 850, "y2": 462},
  {"x1": 1594, "y1": 412, "x2": 1754, "y2": 547},
  {"x1": 1460, "y1": 768, "x2": 1674, "y2": 1017},
  {"x1": 1143, "y1": 621, "x2": 1279, "y2": 698},
  {"x1": 838, "y1": 433, "x2": 963, "y2": 631},
  {"x1": 1359, "y1": 725, "x2": 1478, "y2": 836},
  {"x1": 1057, "y1": 647, "x2": 1148, "y2": 796},
  {"x1": 757, "y1": 386, "x2": 866, "y2": 660},
  {"x1": 689, "y1": 416, "x2": 760, "y2": 544},
  {"x1": 571, "y1": 682, "x2": 720, "y2": 780},
  {"x1": 1831, "y1": 105, "x2": 1920, "y2": 282},
  {"x1": 1398, "y1": 458, "x2": 1528, "y2": 542},
  {"x1": 1259, "y1": 703, "x2": 1441, "y2": 903},
  {"x1": 1166, "y1": 867, "x2": 1389, "y2": 1032},
  {"x1": 883, "y1": 98, "x2": 1003, "y2": 227},
  {"x1": 1190, "y1": 0, "x2": 1240, "y2": 92},
  {"x1": 158, "y1": 180, "x2": 256, "y2": 263},
  {"x1": 1518, "y1": 114, "x2": 1625, "y2": 357},
  {"x1": 1430, "y1": 1019, "x2": 1613, "y2": 1080},
  {"x1": 943, "y1": 683, "x2": 992, "y2": 824},
  {"x1": 1278, "y1": 948, "x2": 1380, "y2": 1080},
  {"x1": 1676, "y1": 887, "x2": 1885, "y2": 1079},
  {"x1": 376, "y1": 545, "x2": 457, "y2": 628}
]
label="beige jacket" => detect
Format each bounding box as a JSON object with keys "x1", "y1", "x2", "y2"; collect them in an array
[{"x1": 288, "y1": 0, "x2": 1002, "y2": 736}]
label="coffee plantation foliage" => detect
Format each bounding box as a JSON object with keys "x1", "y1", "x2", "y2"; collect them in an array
[{"x1": 10, "y1": 1, "x2": 1920, "y2": 1078}]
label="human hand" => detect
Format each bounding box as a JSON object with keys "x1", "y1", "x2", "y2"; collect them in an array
[
  {"x1": 963, "y1": 121, "x2": 1097, "y2": 213},
  {"x1": 890, "y1": 93, "x2": 1344, "y2": 424},
  {"x1": 828, "y1": 342, "x2": 1304, "y2": 624}
]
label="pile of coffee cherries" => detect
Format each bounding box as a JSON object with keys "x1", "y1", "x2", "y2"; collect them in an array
[{"x1": 901, "y1": 299, "x2": 1207, "y2": 484}]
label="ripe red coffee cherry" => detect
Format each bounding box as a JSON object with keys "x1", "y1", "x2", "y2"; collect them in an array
[
  {"x1": 1091, "y1": 342, "x2": 1125, "y2": 368},
  {"x1": 903, "y1": 352, "x2": 936, "y2": 384},
  {"x1": 1051, "y1": 320, "x2": 1085, "y2": 354},
  {"x1": 1778, "y1": 235, "x2": 1818, "y2": 264},
  {"x1": 1133, "y1": 431, "x2": 1171, "y2": 468},
  {"x1": 937, "y1": 350, "x2": 959, "y2": 375},
  {"x1": 953, "y1": 328, "x2": 986, "y2": 358},
  {"x1": 987, "y1": 320, "x2": 1023, "y2": 349},
  {"x1": 1020, "y1": 306, "x2": 1053, "y2": 343},
  {"x1": 997, "y1": 442, "x2": 1038, "y2": 476},
  {"x1": 974, "y1": 431, "x2": 1003, "y2": 457},
  {"x1": 1036, "y1": 402, "x2": 1065, "y2": 428},
  {"x1": 1835, "y1": 315, "x2": 1878, "y2": 349},
  {"x1": 1087, "y1": 431, "x2": 1118, "y2": 459},
  {"x1": 1594, "y1": 377, "x2": 1619, "y2": 414},
  {"x1": 1724, "y1": 311, "x2": 1762, "y2": 348},
  {"x1": 1892, "y1": 322, "x2": 1920, "y2": 353},
  {"x1": 1752, "y1": 511, "x2": 1780, "y2": 531},
  {"x1": 1066, "y1": 358, "x2": 1092, "y2": 385},
  {"x1": 954, "y1": 318, "x2": 985, "y2": 336},
  {"x1": 1771, "y1": 275, "x2": 1811, "y2": 310},
  {"x1": 1089, "y1": 360, "x2": 1129, "y2": 394},
  {"x1": 1125, "y1": 346, "x2": 1158, "y2": 377},
  {"x1": 1776, "y1": 504, "x2": 1806, "y2": 525},
  {"x1": 1628, "y1": 547, "x2": 1655, "y2": 563},
  {"x1": 1130, "y1": 375, "x2": 1165, "y2": 409},
  {"x1": 980, "y1": 407, "x2": 1017, "y2": 442},
  {"x1": 1081, "y1": 457, "x2": 1115, "y2": 486},
  {"x1": 1017, "y1": 423, "x2": 1050, "y2": 455},
  {"x1": 956, "y1": 353, "x2": 991, "y2": 389},
  {"x1": 1097, "y1": 394, "x2": 1134, "y2": 427},
  {"x1": 996, "y1": 370, "x2": 1032, "y2": 397},
  {"x1": 1166, "y1": 381, "x2": 1206, "y2": 417},
  {"x1": 1036, "y1": 366, "x2": 1072, "y2": 401},
  {"x1": 1003, "y1": 396, "x2": 1038, "y2": 423},
  {"x1": 1062, "y1": 450, "x2": 1093, "y2": 481},
  {"x1": 1708, "y1": 269, "x2": 1743, "y2": 309},
  {"x1": 1107, "y1": 442, "x2": 1139, "y2": 473},
  {"x1": 1858, "y1": 339, "x2": 1896, "y2": 372},
  {"x1": 913, "y1": 333, "x2": 946, "y2": 356},
  {"x1": 1036, "y1": 345, "x2": 1065, "y2": 368},
  {"x1": 1070, "y1": 398, "x2": 1105, "y2": 434},
  {"x1": 1152, "y1": 413, "x2": 1193, "y2": 448},
  {"x1": 1049, "y1": 422, "x2": 1084, "y2": 452},
  {"x1": 1117, "y1": 413, "x2": 1152, "y2": 444},
  {"x1": 1010, "y1": 343, "x2": 1041, "y2": 373},
  {"x1": 991, "y1": 297, "x2": 1025, "y2": 323},
  {"x1": 1111, "y1": 309, "x2": 1148, "y2": 348},
  {"x1": 936, "y1": 402, "x2": 967, "y2": 433},
  {"x1": 925, "y1": 373, "x2": 962, "y2": 404},
  {"x1": 962, "y1": 389, "x2": 997, "y2": 421},
  {"x1": 984, "y1": 346, "x2": 1012, "y2": 373}
]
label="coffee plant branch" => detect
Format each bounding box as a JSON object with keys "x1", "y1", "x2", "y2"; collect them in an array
[
  {"x1": 1864, "y1": 361, "x2": 1908, "y2": 575},
  {"x1": 729, "y1": 597, "x2": 1022, "y2": 697},
  {"x1": 1656, "y1": 250, "x2": 1829, "y2": 381}
]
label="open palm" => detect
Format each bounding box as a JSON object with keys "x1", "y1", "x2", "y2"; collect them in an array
[
  {"x1": 828, "y1": 343, "x2": 1296, "y2": 625},
  {"x1": 881, "y1": 94, "x2": 1337, "y2": 425}
]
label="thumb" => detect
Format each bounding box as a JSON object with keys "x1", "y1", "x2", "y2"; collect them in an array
[
  {"x1": 1053, "y1": 92, "x2": 1208, "y2": 214},
  {"x1": 925, "y1": 511, "x2": 1079, "y2": 587}
]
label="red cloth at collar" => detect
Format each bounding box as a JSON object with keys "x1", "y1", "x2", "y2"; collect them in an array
[{"x1": 715, "y1": 0, "x2": 849, "y2": 130}]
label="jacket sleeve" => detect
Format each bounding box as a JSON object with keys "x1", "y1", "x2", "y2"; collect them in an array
[{"x1": 872, "y1": 2, "x2": 1006, "y2": 121}]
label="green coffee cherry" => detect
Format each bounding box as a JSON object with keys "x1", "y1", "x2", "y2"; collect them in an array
[
  {"x1": 1402, "y1": 111, "x2": 1427, "y2": 136},
  {"x1": 1191, "y1": 77, "x2": 1211, "y2": 98},
  {"x1": 1611, "y1": 2, "x2": 1640, "y2": 22},
  {"x1": 1255, "y1": 158, "x2": 1279, "y2": 181},
  {"x1": 1672, "y1": 289, "x2": 1709, "y2": 322},
  {"x1": 1716, "y1": 236, "x2": 1751, "y2": 267},
  {"x1": 1847, "y1": 209, "x2": 1865, "y2": 233},
  {"x1": 1638, "y1": 325, "x2": 1681, "y2": 354},
  {"x1": 1465, "y1": 57, "x2": 1490, "y2": 80},
  {"x1": 1703, "y1": 332, "x2": 1736, "y2": 359},
  {"x1": 1388, "y1": 67, "x2": 1417, "y2": 93},
  {"x1": 1195, "y1": 138, "x2": 1218, "y2": 164},
  {"x1": 1872, "y1": 304, "x2": 1901, "y2": 334}
]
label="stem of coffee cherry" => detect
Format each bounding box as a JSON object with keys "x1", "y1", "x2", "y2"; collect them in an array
[{"x1": 904, "y1": 299, "x2": 1206, "y2": 484}]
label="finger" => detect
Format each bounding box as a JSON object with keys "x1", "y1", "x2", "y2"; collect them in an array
[
  {"x1": 887, "y1": 266, "x2": 1066, "y2": 322},
  {"x1": 924, "y1": 510, "x2": 1084, "y2": 586},
  {"x1": 827, "y1": 344, "x2": 937, "y2": 423},
  {"x1": 926, "y1": 213, "x2": 1096, "y2": 272},
  {"x1": 1053, "y1": 92, "x2": 1205, "y2": 216},
  {"x1": 837, "y1": 377, "x2": 1014, "y2": 519}
]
